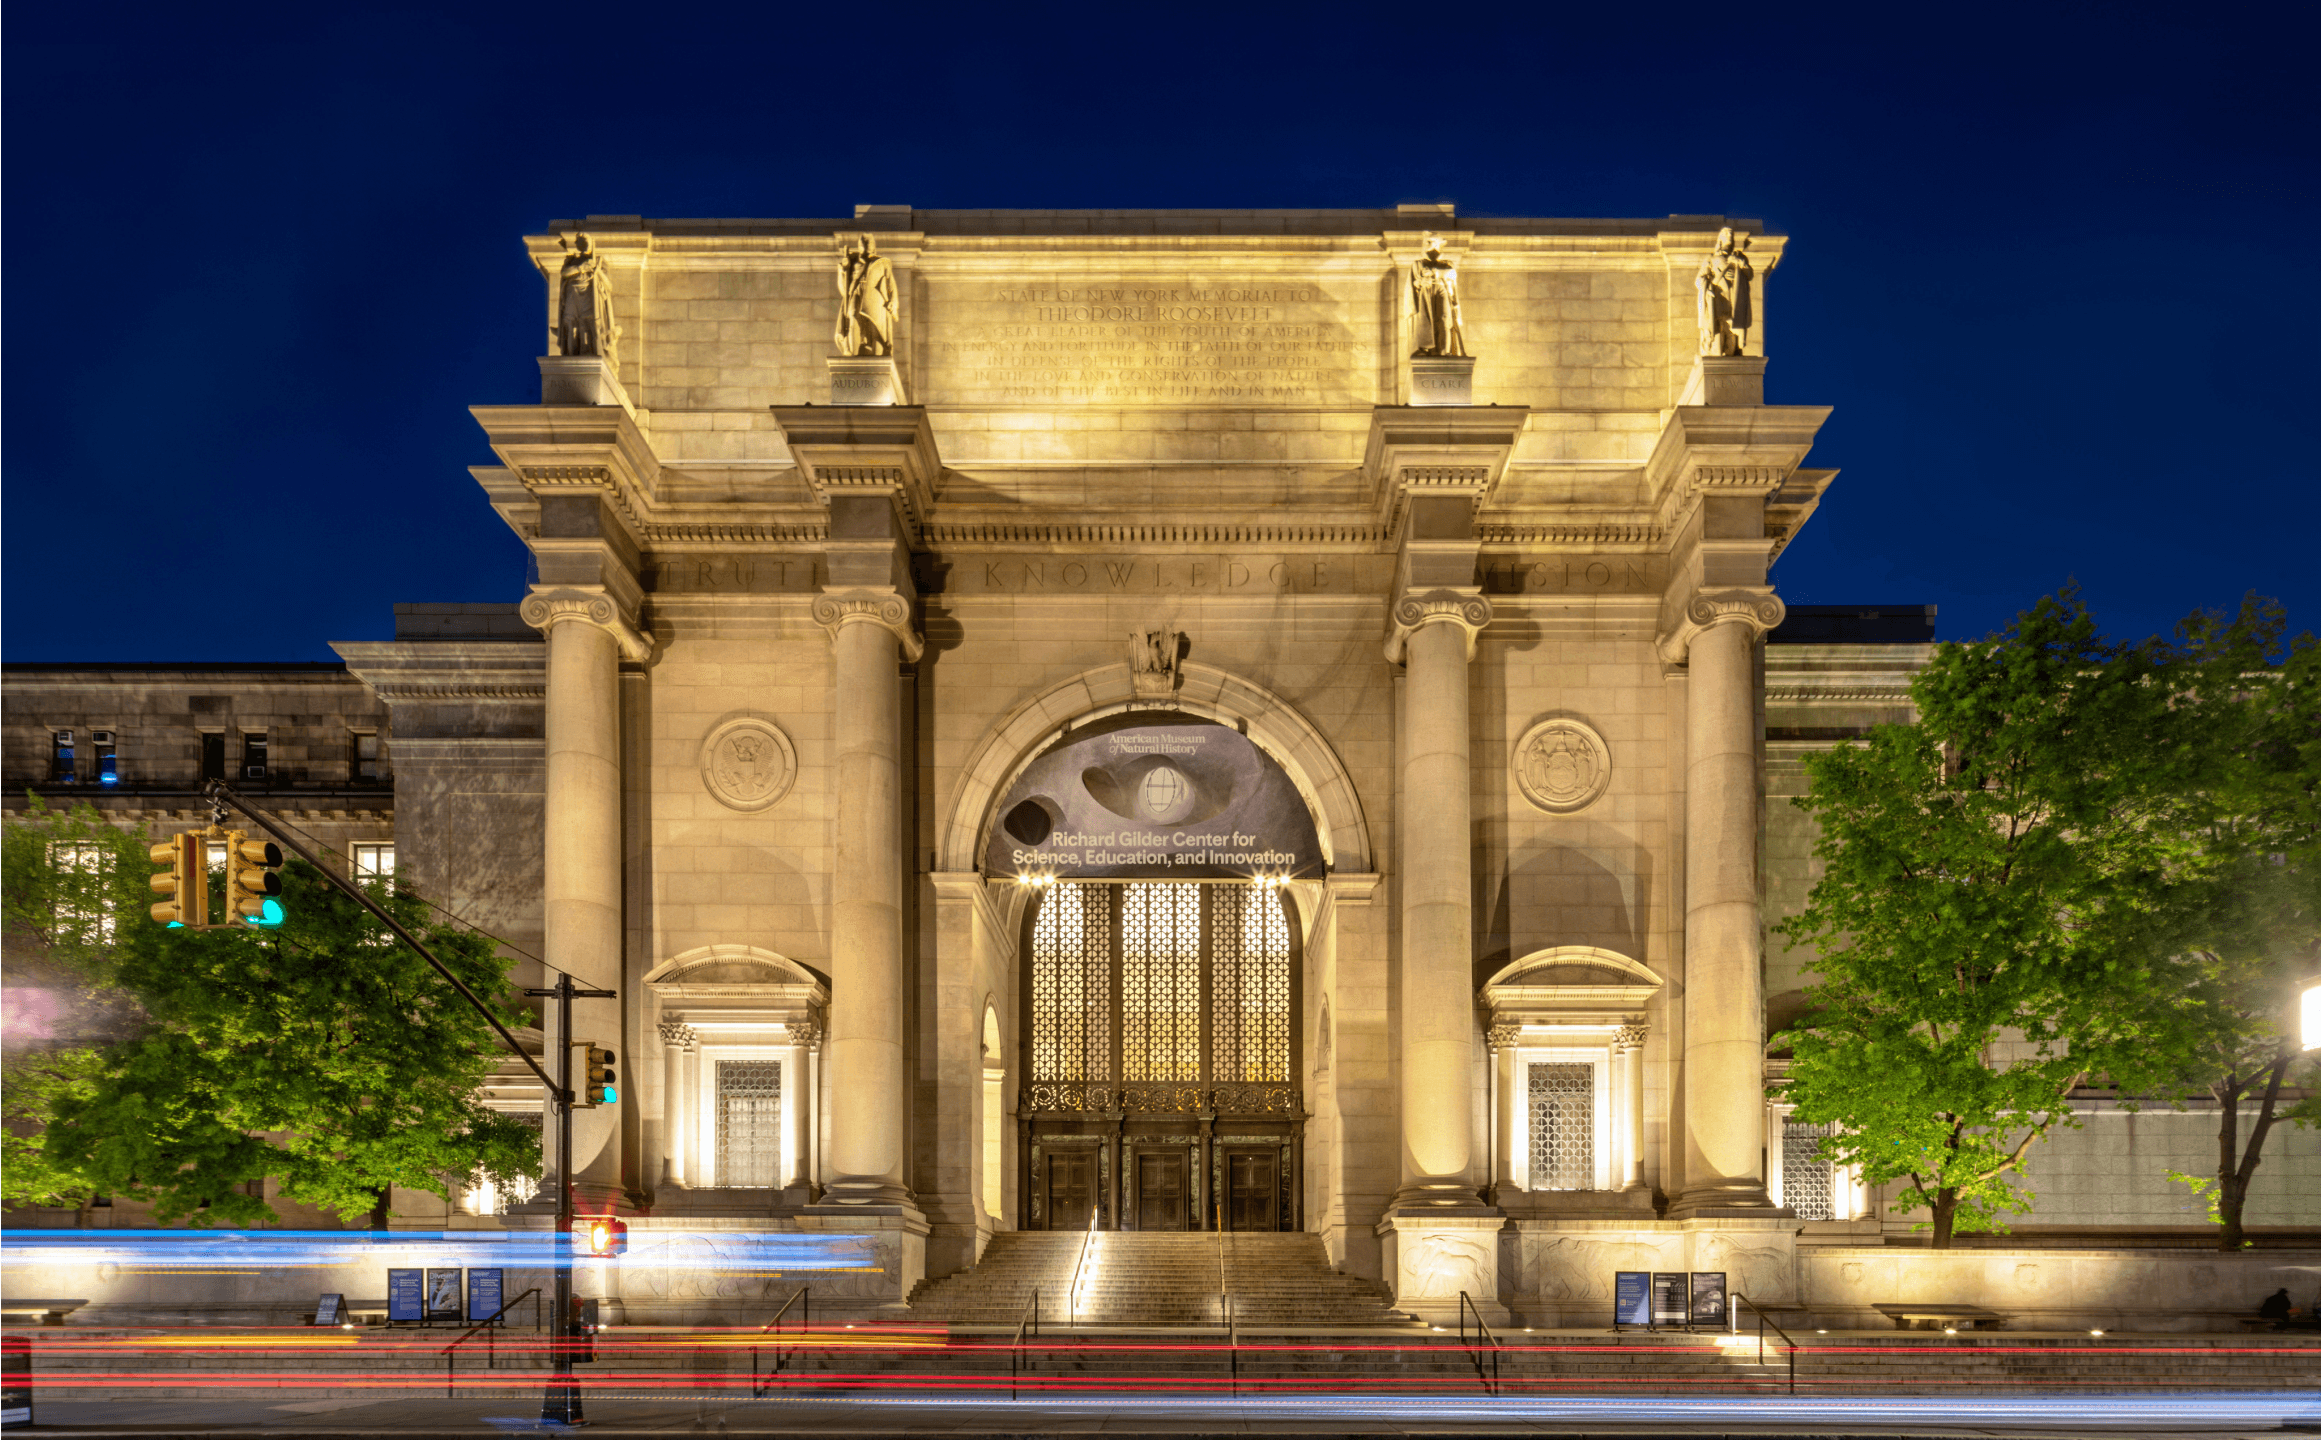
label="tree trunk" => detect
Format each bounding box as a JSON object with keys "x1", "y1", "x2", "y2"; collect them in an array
[
  {"x1": 2217, "y1": 1052, "x2": 2291, "y2": 1251},
  {"x1": 366, "y1": 1187, "x2": 392, "y2": 1232},
  {"x1": 1929, "y1": 1189, "x2": 1958, "y2": 1248}
]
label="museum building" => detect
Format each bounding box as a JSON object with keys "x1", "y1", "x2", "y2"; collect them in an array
[{"x1": 8, "y1": 207, "x2": 2313, "y2": 1328}]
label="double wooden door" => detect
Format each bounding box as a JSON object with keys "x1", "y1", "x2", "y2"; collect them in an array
[
  {"x1": 1224, "y1": 1148, "x2": 1278, "y2": 1231},
  {"x1": 1134, "y1": 1151, "x2": 1187, "y2": 1230},
  {"x1": 1046, "y1": 1151, "x2": 1097, "y2": 1231}
]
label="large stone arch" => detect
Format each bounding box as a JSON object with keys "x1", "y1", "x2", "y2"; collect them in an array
[{"x1": 937, "y1": 660, "x2": 1374, "y2": 880}]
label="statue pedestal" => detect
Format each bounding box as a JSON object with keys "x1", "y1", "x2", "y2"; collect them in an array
[
  {"x1": 829, "y1": 356, "x2": 905, "y2": 406},
  {"x1": 539, "y1": 355, "x2": 630, "y2": 409},
  {"x1": 1679, "y1": 355, "x2": 1766, "y2": 407},
  {"x1": 1408, "y1": 355, "x2": 1474, "y2": 406}
]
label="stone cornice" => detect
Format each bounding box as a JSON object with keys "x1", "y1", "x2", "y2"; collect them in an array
[
  {"x1": 1383, "y1": 588, "x2": 1492, "y2": 664},
  {"x1": 768, "y1": 405, "x2": 942, "y2": 545},
  {"x1": 1655, "y1": 585, "x2": 1786, "y2": 664},
  {"x1": 1363, "y1": 406, "x2": 1528, "y2": 541},
  {"x1": 520, "y1": 587, "x2": 656, "y2": 663},
  {"x1": 812, "y1": 587, "x2": 925, "y2": 662}
]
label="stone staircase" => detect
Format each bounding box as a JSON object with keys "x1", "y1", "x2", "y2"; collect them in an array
[{"x1": 905, "y1": 1231, "x2": 1412, "y2": 1326}]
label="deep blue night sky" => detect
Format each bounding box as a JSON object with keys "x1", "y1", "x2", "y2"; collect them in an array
[{"x1": 6, "y1": 2, "x2": 2315, "y2": 661}]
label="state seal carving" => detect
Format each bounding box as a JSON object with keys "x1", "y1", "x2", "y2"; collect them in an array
[
  {"x1": 1513, "y1": 717, "x2": 1611, "y2": 815},
  {"x1": 698, "y1": 716, "x2": 797, "y2": 813}
]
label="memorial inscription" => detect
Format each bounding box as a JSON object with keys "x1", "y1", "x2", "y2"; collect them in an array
[{"x1": 925, "y1": 278, "x2": 1364, "y2": 405}]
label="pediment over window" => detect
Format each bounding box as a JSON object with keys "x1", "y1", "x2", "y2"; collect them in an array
[
  {"x1": 646, "y1": 945, "x2": 829, "y2": 1011},
  {"x1": 1482, "y1": 945, "x2": 1661, "y2": 1023}
]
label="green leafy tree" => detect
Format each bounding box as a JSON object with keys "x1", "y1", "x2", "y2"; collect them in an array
[
  {"x1": 1775, "y1": 594, "x2": 2226, "y2": 1246},
  {"x1": 2, "y1": 799, "x2": 538, "y2": 1226}
]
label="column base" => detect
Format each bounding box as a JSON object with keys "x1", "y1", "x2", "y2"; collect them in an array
[
  {"x1": 1666, "y1": 1179, "x2": 1790, "y2": 1220},
  {"x1": 1388, "y1": 1179, "x2": 1487, "y2": 1210},
  {"x1": 1375, "y1": 1212, "x2": 1508, "y2": 1325}
]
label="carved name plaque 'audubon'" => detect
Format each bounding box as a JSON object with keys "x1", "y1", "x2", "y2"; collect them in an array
[
  {"x1": 699, "y1": 715, "x2": 798, "y2": 813},
  {"x1": 920, "y1": 277, "x2": 1367, "y2": 406},
  {"x1": 1513, "y1": 716, "x2": 1612, "y2": 815}
]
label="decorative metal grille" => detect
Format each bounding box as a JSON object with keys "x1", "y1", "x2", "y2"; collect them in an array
[
  {"x1": 1120, "y1": 883, "x2": 1201, "y2": 1081},
  {"x1": 1528, "y1": 1062, "x2": 1595, "y2": 1191},
  {"x1": 1782, "y1": 1118, "x2": 1837, "y2": 1220},
  {"x1": 1030, "y1": 883, "x2": 1112, "y2": 1084},
  {"x1": 1211, "y1": 885, "x2": 1291, "y2": 1083},
  {"x1": 715, "y1": 1060, "x2": 783, "y2": 1188}
]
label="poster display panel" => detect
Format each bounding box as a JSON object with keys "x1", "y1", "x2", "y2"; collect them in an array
[
  {"x1": 386, "y1": 1268, "x2": 424, "y2": 1323},
  {"x1": 424, "y1": 1268, "x2": 463, "y2": 1321},
  {"x1": 313, "y1": 1294, "x2": 343, "y2": 1327},
  {"x1": 1650, "y1": 1272, "x2": 1690, "y2": 1328},
  {"x1": 1689, "y1": 1271, "x2": 1728, "y2": 1328},
  {"x1": 467, "y1": 1268, "x2": 504, "y2": 1323},
  {"x1": 1612, "y1": 1271, "x2": 1651, "y2": 1328}
]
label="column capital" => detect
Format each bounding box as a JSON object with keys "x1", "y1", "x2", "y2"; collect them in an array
[
  {"x1": 1613, "y1": 1023, "x2": 1649, "y2": 1053},
  {"x1": 1384, "y1": 587, "x2": 1492, "y2": 664},
  {"x1": 1655, "y1": 585, "x2": 1784, "y2": 664},
  {"x1": 521, "y1": 585, "x2": 654, "y2": 662},
  {"x1": 657, "y1": 1020, "x2": 698, "y2": 1049},
  {"x1": 812, "y1": 586, "x2": 925, "y2": 662},
  {"x1": 785, "y1": 1018, "x2": 825, "y2": 1050},
  {"x1": 1486, "y1": 1022, "x2": 1522, "y2": 1053}
]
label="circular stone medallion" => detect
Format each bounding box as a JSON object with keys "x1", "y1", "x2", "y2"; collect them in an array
[
  {"x1": 1513, "y1": 716, "x2": 1611, "y2": 815},
  {"x1": 698, "y1": 716, "x2": 797, "y2": 813}
]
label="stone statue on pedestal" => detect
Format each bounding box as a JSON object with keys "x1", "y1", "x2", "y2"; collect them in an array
[
  {"x1": 1693, "y1": 227, "x2": 1755, "y2": 357},
  {"x1": 555, "y1": 233, "x2": 621, "y2": 372},
  {"x1": 1408, "y1": 234, "x2": 1467, "y2": 358},
  {"x1": 834, "y1": 236, "x2": 898, "y2": 357}
]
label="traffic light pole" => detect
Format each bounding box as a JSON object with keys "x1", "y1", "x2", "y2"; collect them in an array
[
  {"x1": 200, "y1": 782, "x2": 617, "y2": 1424},
  {"x1": 525, "y1": 971, "x2": 611, "y2": 1427}
]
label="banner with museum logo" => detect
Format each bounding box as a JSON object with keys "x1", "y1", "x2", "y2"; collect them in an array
[{"x1": 986, "y1": 716, "x2": 1322, "y2": 880}]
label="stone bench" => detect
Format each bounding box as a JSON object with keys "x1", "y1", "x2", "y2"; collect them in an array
[
  {"x1": 0, "y1": 1299, "x2": 89, "y2": 1327},
  {"x1": 1872, "y1": 1303, "x2": 2009, "y2": 1331}
]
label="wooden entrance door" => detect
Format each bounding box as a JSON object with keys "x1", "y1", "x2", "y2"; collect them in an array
[
  {"x1": 1224, "y1": 1148, "x2": 1278, "y2": 1231},
  {"x1": 1134, "y1": 1152, "x2": 1187, "y2": 1231},
  {"x1": 1046, "y1": 1150, "x2": 1096, "y2": 1231}
]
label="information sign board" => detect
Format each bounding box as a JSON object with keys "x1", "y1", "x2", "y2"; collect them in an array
[
  {"x1": 1612, "y1": 1271, "x2": 1651, "y2": 1328},
  {"x1": 1, "y1": 1334, "x2": 30, "y2": 1430},
  {"x1": 424, "y1": 1268, "x2": 463, "y2": 1322},
  {"x1": 1650, "y1": 1272, "x2": 1690, "y2": 1328},
  {"x1": 467, "y1": 1268, "x2": 504, "y2": 1323},
  {"x1": 386, "y1": 1268, "x2": 424, "y2": 1323},
  {"x1": 1689, "y1": 1271, "x2": 1728, "y2": 1328},
  {"x1": 313, "y1": 1293, "x2": 343, "y2": 1327}
]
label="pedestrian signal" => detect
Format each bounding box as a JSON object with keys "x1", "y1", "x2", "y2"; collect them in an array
[
  {"x1": 223, "y1": 833, "x2": 285, "y2": 927},
  {"x1": 583, "y1": 1217, "x2": 628, "y2": 1257},
  {"x1": 148, "y1": 831, "x2": 207, "y2": 927},
  {"x1": 584, "y1": 1046, "x2": 618, "y2": 1105}
]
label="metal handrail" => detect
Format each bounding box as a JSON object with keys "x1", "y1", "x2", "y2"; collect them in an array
[
  {"x1": 440, "y1": 1287, "x2": 541, "y2": 1398},
  {"x1": 750, "y1": 1285, "x2": 810, "y2": 1398},
  {"x1": 1067, "y1": 1208, "x2": 1097, "y2": 1327},
  {"x1": 1456, "y1": 1291, "x2": 1502, "y2": 1395},
  {"x1": 1010, "y1": 1287, "x2": 1040, "y2": 1400},
  {"x1": 1733, "y1": 1293, "x2": 1798, "y2": 1395},
  {"x1": 1218, "y1": 1225, "x2": 1235, "y2": 1395}
]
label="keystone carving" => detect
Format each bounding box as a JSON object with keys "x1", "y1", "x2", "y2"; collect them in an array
[
  {"x1": 520, "y1": 589, "x2": 654, "y2": 663},
  {"x1": 1129, "y1": 628, "x2": 1184, "y2": 698},
  {"x1": 1384, "y1": 589, "x2": 1493, "y2": 664},
  {"x1": 811, "y1": 589, "x2": 925, "y2": 662},
  {"x1": 1655, "y1": 586, "x2": 1785, "y2": 665}
]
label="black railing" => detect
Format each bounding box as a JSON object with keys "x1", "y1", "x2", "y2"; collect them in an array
[
  {"x1": 1733, "y1": 1293, "x2": 1798, "y2": 1395},
  {"x1": 750, "y1": 1286, "x2": 811, "y2": 1398},
  {"x1": 441, "y1": 1288, "x2": 541, "y2": 1398},
  {"x1": 1010, "y1": 1287, "x2": 1041, "y2": 1400},
  {"x1": 1456, "y1": 1291, "x2": 1502, "y2": 1395}
]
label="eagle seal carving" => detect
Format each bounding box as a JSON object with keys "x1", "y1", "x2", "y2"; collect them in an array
[
  {"x1": 1513, "y1": 716, "x2": 1611, "y2": 815},
  {"x1": 699, "y1": 715, "x2": 797, "y2": 813}
]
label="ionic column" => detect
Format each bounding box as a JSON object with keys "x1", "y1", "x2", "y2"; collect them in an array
[
  {"x1": 1615, "y1": 1024, "x2": 1648, "y2": 1190},
  {"x1": 813, "y1": 591, "x2": 922, "y2": 1207},
  {"x1": 522, "y1": 589, "x2": 652, "y2": 1203},
  {"x1": 787, "y1": 1018, "x2": 823, "y2": 1193},
  {"x1": 1665, "y1": 590, "x2": 1783, "y2": 1215},
  {"x1": 1384, "y1": 591, "x2": 1491, "y2": 1208},
  {"x1": 658, "y1": 1020, "x2": 696, "y2": 1187},
  {"x1": 1488, "y1": 1024, "x2": 1522, "y2": 1197}
]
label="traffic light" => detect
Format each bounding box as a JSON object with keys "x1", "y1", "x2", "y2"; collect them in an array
[
  {"x1": 223, "y1": 833, "x2": 285, "y2": 928},
  {"x1": 583, "y1": 1217, "x2": 628, "y2": 1257},
  {"x1": 584, "y1": 1046, "x2": 618, "y2": 1105},
  {"x1": 148, "y1": 831, "x2": 207, "y2": 928}
]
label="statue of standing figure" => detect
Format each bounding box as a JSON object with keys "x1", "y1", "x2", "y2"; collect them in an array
[
  {"x1": 555, "y1": 233, "x2": 621, "y2": 372},
  {"x1": 1408, "y1": 234, "x2": 1466, "y2": 358},
  {"x1": 1694, "y1": 227, "x2": 1755, "y2": 357},
  {"x1": 834, "y1": 235, "x2": 898, "y2": 357}
]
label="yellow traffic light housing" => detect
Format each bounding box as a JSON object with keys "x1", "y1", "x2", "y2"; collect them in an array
[
  {"x1": 222, "y1": 832, "x2": 285, "y2": 928},
  {"x1": 583, "y1": 1046, "x2": 618, "y2": 1106},
  {"x1": 148, "y1": 831, "x2": 207, "y2": 928}
]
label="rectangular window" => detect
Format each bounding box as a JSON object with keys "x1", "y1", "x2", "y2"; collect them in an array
[
  {"x1": 50, "y1": 730, "x2": 77, "y2": 784},
  {"x1": 1781, "y1": 1119, "x2": 1837, "y2": 1221},
  {"x1": 353, "y1": 732, "x2": 382, "y2": 783},
  {"x1": 715, "y1": 1060, "x2": 783, "y2": 1188},
  {"x1": 351, "y1": 843, "x2": 396, "y2": 878},
  {"x1": 91, "y1": 730, "x2": 117, "y2": 787},
  {"x1": 241, "y1": 732, "x2": 268, "y2": 782},
  {"x1": 52, "y1": 842, "x2": 115, "y2": 942},
  {"x1": 200, "y1": 732, "x2": 227, "y2": 782},
  {"x1": 1028, "y1": 883, "x2": 1114, "y2": 1087},
  {"x1": 1528, "y1": 1062, "x2": 1596, "y2": 1191}
]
